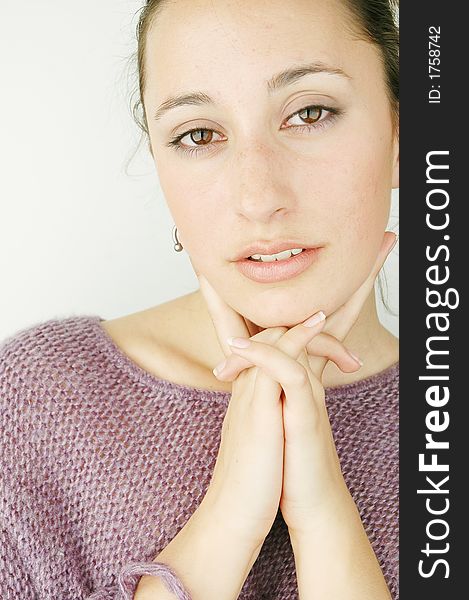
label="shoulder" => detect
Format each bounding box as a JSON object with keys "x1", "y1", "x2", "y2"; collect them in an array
[
  {"x1": 99, "y1": 308, "x2": 193, "y2": 385},
  {"x1": 0, "y1": 315, "x2": 102, "y2": 408},
  {"x1": 99, "y1": 300, "x2": 232, "y2": 392},
  {"x1": 0, "y1": 313, "x2": 99, "y2": 366}
]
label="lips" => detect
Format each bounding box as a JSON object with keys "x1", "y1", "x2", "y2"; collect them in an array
[
  {"x1": 234, "y1": 240, "x2": 319, "y2": 261},
  {"x1": 235, "y1": 246, "x2": 323, "y2": 283}
]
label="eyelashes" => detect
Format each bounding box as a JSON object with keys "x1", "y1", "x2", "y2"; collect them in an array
[{"x1": 166, "y1": 104, "x2": 344, "y2": 157}]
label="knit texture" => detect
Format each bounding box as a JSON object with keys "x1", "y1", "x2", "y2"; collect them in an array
[{"x1": 0, "y1": 315, "x2": 399, "y2": 599}]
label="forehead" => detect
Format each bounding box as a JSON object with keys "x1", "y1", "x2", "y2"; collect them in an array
[{"x1": 144, "y1": 0, "x2": 381, "y2": 101}]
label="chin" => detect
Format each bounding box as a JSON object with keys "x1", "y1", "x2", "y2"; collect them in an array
[
  {"x1": 237, "y1": 284, "x2": 353, "y2": 329},
  {"x1": 240, "y1": 304, "x2": 323, "y2": 330},
  {"x1": 255, "y1": 316, "x2": 311, "y2": 329}
]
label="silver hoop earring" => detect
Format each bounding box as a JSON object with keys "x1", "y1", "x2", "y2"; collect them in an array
[{"x1": 172, "y1": 225, "x2": 183, "y2": 252}]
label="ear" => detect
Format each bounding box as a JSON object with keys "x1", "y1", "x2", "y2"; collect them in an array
[{"x1": 391, "y1": 127, "x2": 399, "y2": 189}]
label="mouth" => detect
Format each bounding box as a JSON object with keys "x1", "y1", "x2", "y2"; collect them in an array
[
  {"x1": 246, "y1": 247, "x2": 304, "y2": 262},
  {"x1": 235, "y1": 246, "x2": 323, "y2": 283},
  {"x1": 234, "y1": 240, "x2": 320, "y2": 261}
]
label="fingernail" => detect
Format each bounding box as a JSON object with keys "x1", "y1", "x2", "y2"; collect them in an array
[
  {"x1": 348, "y1": 351, "x2": 364, "y2": 367},
  {"x1": 227, "y1": 336, "x2": 251, "y2": 348},
  {"x1": 213, "y1": 359, "x2": 226, "y2": 376},
  {"x1": 302, "y1": 311, "x2": 326, "y2": 328}
]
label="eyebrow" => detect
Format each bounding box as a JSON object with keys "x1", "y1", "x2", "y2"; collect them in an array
[{"x1": 153, "y1": 60, "x2": 351, "y2": 121}]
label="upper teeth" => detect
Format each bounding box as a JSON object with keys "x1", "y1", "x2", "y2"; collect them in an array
[{"x1": 249, "y1": 248, "x2": 304, "y2": 262}]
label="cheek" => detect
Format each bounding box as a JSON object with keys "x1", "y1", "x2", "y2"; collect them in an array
[
  {"x1": 301, "y1": 147, "x2": 391, "y2": 311},
  {"x1": 155, "y1": 162, "x2": 216, "y2": 254},
  {"x1": 318, "y1": 133, "x2": 392, "y2": 240}
]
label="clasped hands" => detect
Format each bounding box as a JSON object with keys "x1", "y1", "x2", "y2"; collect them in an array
[{"x1": 196, "y1": 231, "x2": 397, "y2": 538}]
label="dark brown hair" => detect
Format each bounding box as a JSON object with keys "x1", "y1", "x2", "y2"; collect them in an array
[{"x1": 127, "y1": 0, "x2": 399, "y2": 314}]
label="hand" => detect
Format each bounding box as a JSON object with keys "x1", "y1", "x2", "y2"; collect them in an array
[
  {"x1": 196, "y1": 274, "x2": 286, "y2": 548},
  {"x1": 197, "y1": 231, "x2": 398, "y2": 537}
]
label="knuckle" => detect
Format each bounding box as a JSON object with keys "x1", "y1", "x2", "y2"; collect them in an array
[
  {"x1": 272, "y1": 326, "x2": 288, "y2": 335},
  {"x1": 291, "y1": 364, "x2": 309, "y2": 387},
  {"x1": 322, "y1": 333, "x2": 343, "y2": 355},
  {"x1": 254, "y1": 326, "x2": 287, "y2": 343},
  {"x1": 275, "y1": 336, "x2": 297, "y2": 356}
]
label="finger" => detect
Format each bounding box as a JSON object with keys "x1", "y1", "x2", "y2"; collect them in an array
[
  {"x1": 216, "y1": 312, "x2": 325, "y2": 381},
  {"x1": 213, "y1": 326, "x2": 287, "y2": 378},
  {"x1": 305, "y1": 332, "x2": 363, "y2": 372},
  {"x1": 325, "y1": 231, "x2": 398, "y2": 340},
  {"x1": 232, "y1": 326, "x2": 292, "y2": 423},
  {"x1": 253, "y1": 311, "x2": 332, "y2": 388},
  {"x1": 223, "y1": 311, "x2": 326, "y2": 387},
  {"x1": 227, "y1": 337, "x2": 321, "y2": 430},
  {"x1": 215, "y1": 330, "x2": 362, "y2": 381},
  {"x1": 197, "y1": 274, "x2": 251, "y2": 356},
  {"x1": 267, "y1": 311, "x2": 327, "y2": 360}
]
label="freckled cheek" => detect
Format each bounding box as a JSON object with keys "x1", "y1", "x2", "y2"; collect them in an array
[
  {"x1": 303, "y1": 152, "x2": 390, "y2": 292},
  {"x1": 317, "y1": 152, "x2": 390, "y2": 234}
]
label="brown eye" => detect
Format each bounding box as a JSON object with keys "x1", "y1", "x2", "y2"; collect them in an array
[
  {"x1": 297, "y1": 106, "x2": 322, "y2": 124},
  {"x1": 190, "y1": 129, "x2": 213, "y2": 145}
]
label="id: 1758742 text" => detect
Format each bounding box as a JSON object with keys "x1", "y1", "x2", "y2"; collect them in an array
[{"x1": 428, "y1": 25, "x2": 441, "y2": 104}]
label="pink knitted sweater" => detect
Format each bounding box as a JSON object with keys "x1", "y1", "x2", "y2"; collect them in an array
[{"x1": 0, "y1": 315, "x2": 399, "y2": 599}]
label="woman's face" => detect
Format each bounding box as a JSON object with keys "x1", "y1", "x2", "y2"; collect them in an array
[{"x1": 144, "y1": 0, "x2": 399, "y2": 328}]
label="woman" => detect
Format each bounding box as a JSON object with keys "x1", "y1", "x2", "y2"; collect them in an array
[{"x1": 0, "y1": 0, "x2": 399, "y2": 599}]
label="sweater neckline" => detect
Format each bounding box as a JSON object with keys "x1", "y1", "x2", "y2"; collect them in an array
[{"x1": 86, "y1": 314, "x2": 398, "y2": 402}]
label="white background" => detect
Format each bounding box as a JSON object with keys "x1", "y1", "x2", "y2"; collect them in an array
[{"x1": 0, "y1": 0, "x2": 399, "y2": 343}]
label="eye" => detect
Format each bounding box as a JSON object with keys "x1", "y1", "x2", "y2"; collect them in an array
[
  {"x1": 283, "y1": 105, "x2": 333, "y2": 129},
  {"x1": 280, "y1": 104, "x2": 343, "y2": 137},
  {"x1": 166, "y1": 104, "x2": 343, "y2": 157},
  {"x1": 167, "y1": 127, "x2": 226, "y2": 157},
  {"x1": 180, "y1": 129, "x2": 223, "y2": 147}
]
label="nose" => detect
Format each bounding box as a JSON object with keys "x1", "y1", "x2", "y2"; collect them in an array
[{"x1": 231, "y1": 140, "x2": 296, "y2": 223}]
